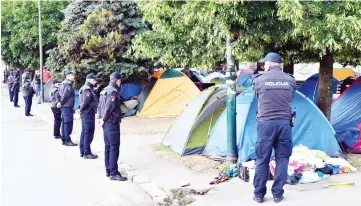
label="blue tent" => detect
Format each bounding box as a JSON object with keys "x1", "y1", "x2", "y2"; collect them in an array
[
  {"x1": 298, "y1": 74, "x2": 340, "y2": 104},
  {"x1": 203, "y1": 88, "x2": 340, "y2": 163},
  {"x1": 236, "y1": 70, "x2": 254, "y2": 87},
  {"x1": 331, "y1": 77, "x2": 361, "y2": 153},
  {"x1": 120, "y1": 83, "x2": 142, "y2": 101}
]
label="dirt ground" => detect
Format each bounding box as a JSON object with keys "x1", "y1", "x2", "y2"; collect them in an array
[
  {"x1": 121, "y1": 116, "x2": 361, "y2": 173},
  {"x1": 122, "y1": 116, "x2": 222, "y2": 173}
]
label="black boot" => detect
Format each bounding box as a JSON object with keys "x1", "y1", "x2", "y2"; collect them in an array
[
  {"x1": 64, "y1": 141, "x2": 77, "y2": 146},
  {"x1": 83, "y1": 154, "x2": 98, "y2": 159},
  {"x1": 110, "y1": 173, "x2": 127, "y2": 181},
  {"x1": 54, "y1": 136, "x2": 61, "y2": 139},
  {"x1": 274, "y1": 196, "x2": 284, "y2": 203}
]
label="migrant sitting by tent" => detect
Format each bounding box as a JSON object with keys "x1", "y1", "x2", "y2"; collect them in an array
[
  {"x1": 339, "y1": 76, "x2": 355, "y2": 94},
  {"x1": 137, "y1": 69, "x2": 200, "y2": 118},
  {"x1": 298, "y1": 73, "x2": 340, "y2": 104},
  {"x1": 204, "y1": 89, "x2": 340, "y2": 163},
  {"x1": 163, "y1": 85, "x2": 243, "y2": 155},
  {"x1": 331, "y1": 76, "x2": 361, "y2": 154}
]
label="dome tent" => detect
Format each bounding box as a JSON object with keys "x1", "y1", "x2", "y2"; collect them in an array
[{"x1": 204, "y1": 89, "x2": 341, "y2": 163}]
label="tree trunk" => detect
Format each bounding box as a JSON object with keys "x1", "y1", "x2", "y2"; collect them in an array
[
  {"x1": 317, "y1": 49, "x2": 333, "y2": 120},
  {"x1": 283, "y1": 60, "x2": 294, "y2": 74}
]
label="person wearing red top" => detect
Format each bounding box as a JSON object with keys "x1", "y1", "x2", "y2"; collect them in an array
[{"x1": 43, "y1": 66, "x2": 52, "y2": 83}]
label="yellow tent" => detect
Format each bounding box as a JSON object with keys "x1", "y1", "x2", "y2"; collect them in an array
[
  {"x1": 333, "y1": 68, "x2": 355, "y2": 81},
  {"x1": 137, "y1": 69, "x2": 200, "y2": 117}
]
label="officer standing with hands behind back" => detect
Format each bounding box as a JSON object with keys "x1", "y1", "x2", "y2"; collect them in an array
[
  {"x1": 58, "y1": 70, "x2": 77, "y2": 147},
  {"x1": 23, "y1": 77, "x2": 35, "y2": 116},
  {"x1": 98, "y1": 72, "x2": 127, "y2": 181},
  {"x1": 50, "y1": 79, "x2": 62, "y2": 140},
  {"x1": 78, "y1": 73, "x2": 98, "y2": 159},
  {"x1": 12, "y1": 77, "x2": 20, "y2": 108},
  {"x1": 252, "y1": 52, "x2": 296, "y2": 204}
]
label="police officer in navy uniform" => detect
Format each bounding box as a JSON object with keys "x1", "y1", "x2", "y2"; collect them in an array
[
  {"x1": 98, "y1": 72, "x2": 127, "y2": 181},
  {"x1": 78, "y1": 73, "x2": 98, "y2": 159},
  {"x1": 23, "y1": 77, "x2": 35, "y2": 116},
  {"x1": 50, "y1": 79, "x2": 62, "y2": 139},
  {"x1": 12, "y1": 77, "x2": 21, "y2": 108},
  {"x1": 7, "y1": 71, "x2": 15, "y2": 102},
  {"x1": 58, "y1": 70, "x2": 77, "y2": 146},
  {"x1": 252, "y1": 52, "x2": 296, "y2": 203}
]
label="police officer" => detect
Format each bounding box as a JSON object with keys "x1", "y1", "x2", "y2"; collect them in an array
[
  {"x1": 50, "y1": 79, "x2": 62, "y2": 139},
  {"x1": 78, "y1": 73, "x2": 98, "y2": 159},
  {"x1": 12, "y1": 77, "x2": 20, "y2": 108},
  {"x1": 58, "y1": 70, "x2": 77, "y2": 146},
  {"x1": 23, "y1": 77, "x2": 35, "y2": 116},
  {"x1": 98, "y1": 72, "x2": 127, "y2": 181},
  {"x1": 252, "y1": 52, "x2": 296, "y2": 203},
  {"x1": 7, "y1": 71, "x2": 15, "y2": 102}
]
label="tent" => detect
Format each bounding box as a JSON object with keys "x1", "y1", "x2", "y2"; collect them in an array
[
  {"x1": 43, "y1": 77, "x2": 54, "y2": 102},
  {"x1": 298, "y1": 74, "x2": 340, "y2": 104},
  {"x1": 162, "y1": 85, "x2": 227, "y2": 155},
  {"x1": 120, "y1": 83, "x2": 142, "y2": 101},
  {"x1": 331, "y1": 77, "x2": 361, "y2": 153},
  {"x1": 137, "y1": 69, "x2": 200, "y2": 117},
  {"x1": 136, "y1": 70, "x2": 164, "y2": 111},
  {"x1": 204, "y1": 72, "x2": 226, "y2": 84},
  {"x1": 236, "y1": 70, "x2": 254, "y2": 87},
  {"x1": 333, "y1": 68, "x2": 355, "y2": 81},
  {"x1": 204, "y1": 89, "x2": 340, "y2": 163}
]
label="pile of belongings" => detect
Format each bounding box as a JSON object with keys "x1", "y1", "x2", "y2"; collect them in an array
[
  {"x1": 270, "y1": 145, "x2": 357, "y2": 185},
  {"x1": 210, "y1": 164, "x2": 239, "y2": 185}
]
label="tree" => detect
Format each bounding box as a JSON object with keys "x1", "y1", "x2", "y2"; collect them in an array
[
  {"x1": 133, "y1": 1, "x2": 286, "y2": 68},
  {"x1": 47, "y1": 0, "x2": 148, "y2": 87},
  {"x1": 1, "y1": 0, "x2": 69, "y2": 70},
  {"x1": 277, "y1": 0, "x2": 361, "y2": 119}
]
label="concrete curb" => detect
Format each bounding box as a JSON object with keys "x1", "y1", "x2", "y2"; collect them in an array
[{"x1": 1, "y1": 85, "x2": 173, "y2": 206}]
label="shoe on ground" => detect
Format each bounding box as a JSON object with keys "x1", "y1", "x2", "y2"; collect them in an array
[
  {"x1": 83, "y1": 154, "x2": 98, "y2": 159},
  {"x1": 14, "y1": 105, "x2": 20, "y2": 108},
  {"x1": 27, "y1": 114, "x2": 34, "y2": 116},
  {"x1": 54, "y1": 136, "x2": 61, "y2": 139},
  {"x1": 106, "y1": 172, "x2": 110, "y2": 177},
  {"x1": 110, "y1": 173, "x2": 127, "y2": 181},
  {"x1": 253, "y1": 196, "x2": 264, "y2": 203},
  {"x1": 274, "y1": 196, "x2": 284, "y2": 203},
  {"x1": 64, "y1": 141, "x2": 77, "y2": 146}
]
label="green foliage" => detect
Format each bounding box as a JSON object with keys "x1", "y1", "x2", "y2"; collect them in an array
[
  {"x1": 277, "y1": 0, "x2": 361, "y2": 65},
  {"x1": 1, "y1": 0, "x2": 69, "y2": 69},
  {"x1": 47, "y1": 0, "x2": 148, "y2": 88}
]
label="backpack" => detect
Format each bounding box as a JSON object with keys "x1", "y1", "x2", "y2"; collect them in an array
[{"x1": 97, "y1": 89, "x2": 107, "y2": 119}]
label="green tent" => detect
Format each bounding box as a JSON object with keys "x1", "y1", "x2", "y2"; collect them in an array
[{"x1": 162, "y1": 85, "x2": 228, "y2": 155}]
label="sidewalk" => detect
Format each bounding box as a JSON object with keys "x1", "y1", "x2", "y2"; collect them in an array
[{"x1": 3, "y1": 83, "x2": 361, "y2": 206}]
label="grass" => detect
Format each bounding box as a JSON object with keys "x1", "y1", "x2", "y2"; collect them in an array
[{"x1": 153, "y1": 144, "x2": 180, "y2": 158}]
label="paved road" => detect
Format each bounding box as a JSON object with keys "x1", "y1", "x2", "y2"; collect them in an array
[{"x1": 1, "y1": 93, "x2": 152, "y2": 206}]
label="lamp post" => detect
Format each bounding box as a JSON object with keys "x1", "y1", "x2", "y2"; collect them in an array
[
  {"x1": 38, "y1": 0, "x2": 44, "y2": 103},
  {"x1": 225, "y1": 35, "x2": 237, "y2": 164}
]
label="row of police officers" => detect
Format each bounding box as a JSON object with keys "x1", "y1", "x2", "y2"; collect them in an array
[
  {"x1": 50, "y1": 71, "x2": 127, "y2": 181},
  {"x1": 7, "y1": 70, "x2": 35, "y2": 116}
]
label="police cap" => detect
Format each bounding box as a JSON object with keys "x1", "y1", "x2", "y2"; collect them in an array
[
  {"x1": 52, "y1": 79, "x2": 61, "y2": 84},
  {"x1": 110, "y1": 72, "x2": 122, "y2": 80},
  {"x1": 64, "y1": 70, "x2": 75, "y2": 76},
  {"x1": 86, "y1": 73, "x2": 97, "y2": 80},
  {"x1": 260, "y1": 52, "x2": 282, "y2": 63}
]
